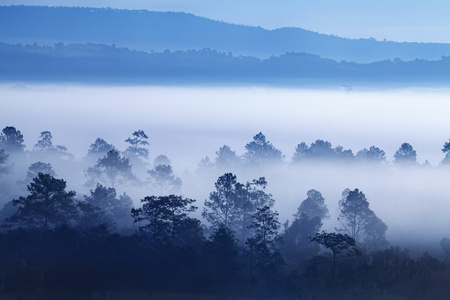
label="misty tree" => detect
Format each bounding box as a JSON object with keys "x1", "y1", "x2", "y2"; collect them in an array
[
  {"x1": 215, "y1": 145, "x2": 241, "y2": 170},
  {"x1": 86, "y1": 138, "x2": 115, "y2": 158},
  {"x1": 337, "y1": 188, "x2": 387, "y2": 250},
  {"x1": 203, "y1": 173, "x2": 243, "y2": 233},
  {"x1": 282, "y1": 190, "x2": 329, "y2": 268},
  {"x1": 0, "y1": 149, "x2": 8, "y2": 174},
  {"x1": 292, "y1": 139, "x2": 338, "y2": 163},
  {"x1": 307, "y1": 139, "x2": 335, "y2": 159},
  {"x1": 153, "y1": 154, "x2": 171, "y2": 167},
  {"x1": 84, "y1": 184, "x2": 134, "y2": 229},
  {"x1": 195, "y1": 156, "x2": 215, "y2": 178},
  {"x1": 8, "y1": 173, "x2": 78, "y2": 229},
  {"x1": 85, "y1": 149, "x2": 137, "y2": 190},
  {"x1": 147, "y1": 164, "x2": 182, "y2": 196},
  {"x1": 33, "y1": 131, "x2": 73, "y2": 160},
  {"x1": 243, "y1": 132, "x2": 284, "y2": 166},
  {"x1": 124, "y1": 130, "x2": 149, "y2": 161},
  {"x1": 203, "y1": 173, "x2": 275, "y2": 243},
  {"x1": 333, "y1": 146, "x2": 355, "y2": 161},
  {"x1": 132, "y1": 195, "x2": 198, "y2": 243},
  {"x1": 356, "y1": 146, "x2": 386, "y2": 163},
  {"x1": 393, "y1": 142, "x2": 417, "y2": 166},
  {"x1": 25, "y1": 162, "x2": 56, "y2": 183},
  {"x1": 440, "y1": 139, "x2": 450, "y2": 165},
  {"x1": 0, "y1": 126, "x2": 25, "y2": 155},
  {"x1": 294, "y1": 189, "x2": 329, "y2": 220}
]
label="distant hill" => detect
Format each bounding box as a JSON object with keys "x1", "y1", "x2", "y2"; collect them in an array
[
  {"x1": 1, "y1": 43, "x2": 448, "y2": 86},
  {"x1": 1, "y1": 6, "x2": 450, "y2": 63}
]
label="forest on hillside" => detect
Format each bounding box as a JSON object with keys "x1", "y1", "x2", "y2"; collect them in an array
[
  {"x1": 0, "y1": 43, "x2": 449, "y2": 86},
  {"x1": 1, "y1": 126, "x2": 450, "y2": 299}
]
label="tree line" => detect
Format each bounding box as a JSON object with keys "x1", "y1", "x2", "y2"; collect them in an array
[{"x1": 1, "y1": 125, "x2": 450, "y2": 299}]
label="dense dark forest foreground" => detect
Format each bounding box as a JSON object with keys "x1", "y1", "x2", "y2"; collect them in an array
[
  {"x1": 1, "y1": 126, "x2": 450, "y2": 299},
  {"x1": 1, "y1": 225, "x2": 450, "y2": 299}
]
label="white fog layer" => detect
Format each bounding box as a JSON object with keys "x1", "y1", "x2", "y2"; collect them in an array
[{"x1": 2, "y1": 84, "x2": 450, "y2": 253}]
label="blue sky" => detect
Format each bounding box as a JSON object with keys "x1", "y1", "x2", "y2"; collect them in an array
[{"x1": 3, "y1": 0, "x2": 450, "y2": 43}]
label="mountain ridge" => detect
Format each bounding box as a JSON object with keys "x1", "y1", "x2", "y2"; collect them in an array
[
  {"x1": 1, "y1": 5, "x2": 450, "y2": 63},
  {"x1": 1, "y1": 42, "x2": 448, "y2": 86}
]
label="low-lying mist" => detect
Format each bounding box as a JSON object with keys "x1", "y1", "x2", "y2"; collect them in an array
[{"x1": 2, "y1": 84, "x2": 450, "y2": 255}]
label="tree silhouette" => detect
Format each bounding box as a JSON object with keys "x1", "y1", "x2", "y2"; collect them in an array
[
  {"x1": 248, "y1": 205, "x2": 280, "y2": 247},
  {"x1": 356, "y1": 146, "x2": 386, "y2": 163},
  {"x1": 203, "y1": 173, "x2": 275, "y2": 242},
  {"x1": 124, "y1": 130, "x2": 149, "y2": 161},
  {"x1": 0, "y1": 126, "x2": 25, "y2": 155},
  {"x1": 294, "y1": 189, "x2": 329, "y2": 220},
  {"x1": 282, "y1": 189, "x2": 328, "y2": 268},
  {"x1": 337, "y1": 188, "x2": 387, "y2": 249},
  {"x1": 440, "y1": 140, "x2": 450, "y2": 165},
  {"x1": 132, "y1": 195, "x2": 197, "y2": 243},
  {"x1": 8, "y1": 173, "x2": 78, "y2": 229},
  {"x1": 86, "y1": 138, "x2": 115, "y2": 158},
  {"x1": 25, "y1": 162, "x2": 56, "y2": 183},
  {"x1": 215, "y1": 145, "x2": 241, "y2": 170},
  {"x1": 147, "y1": 164, "x2": 182, "y2": 196},
  {"x1": 84, "y1": 184, "x2": 134, "y2": 230},
  {"x1": 203, "y1": 173, "x2": 243, "y2": 232},
  {"x1": 85, "y1": 149, "x2": 137, "y2": 190},
  {"x1": 33, "y1": 131, "x2": 73, "y2": 160},
  {"x1": 0, "y1": 149, "x2": 8, "y2": 174},
  {"x1": 244, "y1": 132, "x2": 284, "y2": 166},
  {"x1": 310, "y1": 231, "x2": 359, "y2": 285},
  {"x1": 394, "y1": 143, "x2": 417, "y2": 166}
]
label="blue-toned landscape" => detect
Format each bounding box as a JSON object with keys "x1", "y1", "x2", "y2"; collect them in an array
[{"x1": 1, "y1": 3, "x2": 450, "y2": 299}]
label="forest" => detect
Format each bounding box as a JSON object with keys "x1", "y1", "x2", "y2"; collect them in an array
[
  {"x1": 0, "y1": 43, "x2": 449, "y2": 86},
  {"x1": 1, "y1": 125, "x2": 450, "y2": 299}
]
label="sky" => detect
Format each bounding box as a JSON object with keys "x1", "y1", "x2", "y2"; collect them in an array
[{"x1": 3, "y1": 0, "x2": 450, "y2": 43}]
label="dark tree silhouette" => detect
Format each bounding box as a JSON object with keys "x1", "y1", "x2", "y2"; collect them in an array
[
  {"x1": 310, "y1": 231, "x2": 359, "y2": 285},
  {"x1": 132, "y1": 195, "x2": 197, "y2": 243},
  {"x1": 85, "y1": 149, "x2": 137, "y2": 190},
  {"x1": 8, "y1": 173, "x2": 78, "y2": 229},
  {"x1": 244, "y1": 132, "x2": 284, "y2": 166},
  {"x1": 84, "y1": 184, "x2": 134, "y2": 230},
  {"x1": 124, "y1": 130, "x2": 149, "y2": 161},
  {"x1": 338, "y1": 188, "x2": 387, "y2": 250},
  {"x1": 0, "y1": 126, "x2": 25, "y2": 155},
  {"x1": 248, "y1": 205, "x2": 280, "y2": 247},
  {"x1": 394, "y1": 142, "x2": 417, "y2": 166}
]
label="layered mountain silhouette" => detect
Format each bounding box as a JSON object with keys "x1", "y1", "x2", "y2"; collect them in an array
[
  {"x1": 1, "y1": 43, "x2": 448, "y2": 86},
  {"x1": 1, "y1": 5, "x2": 450, "y2": 63}
]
